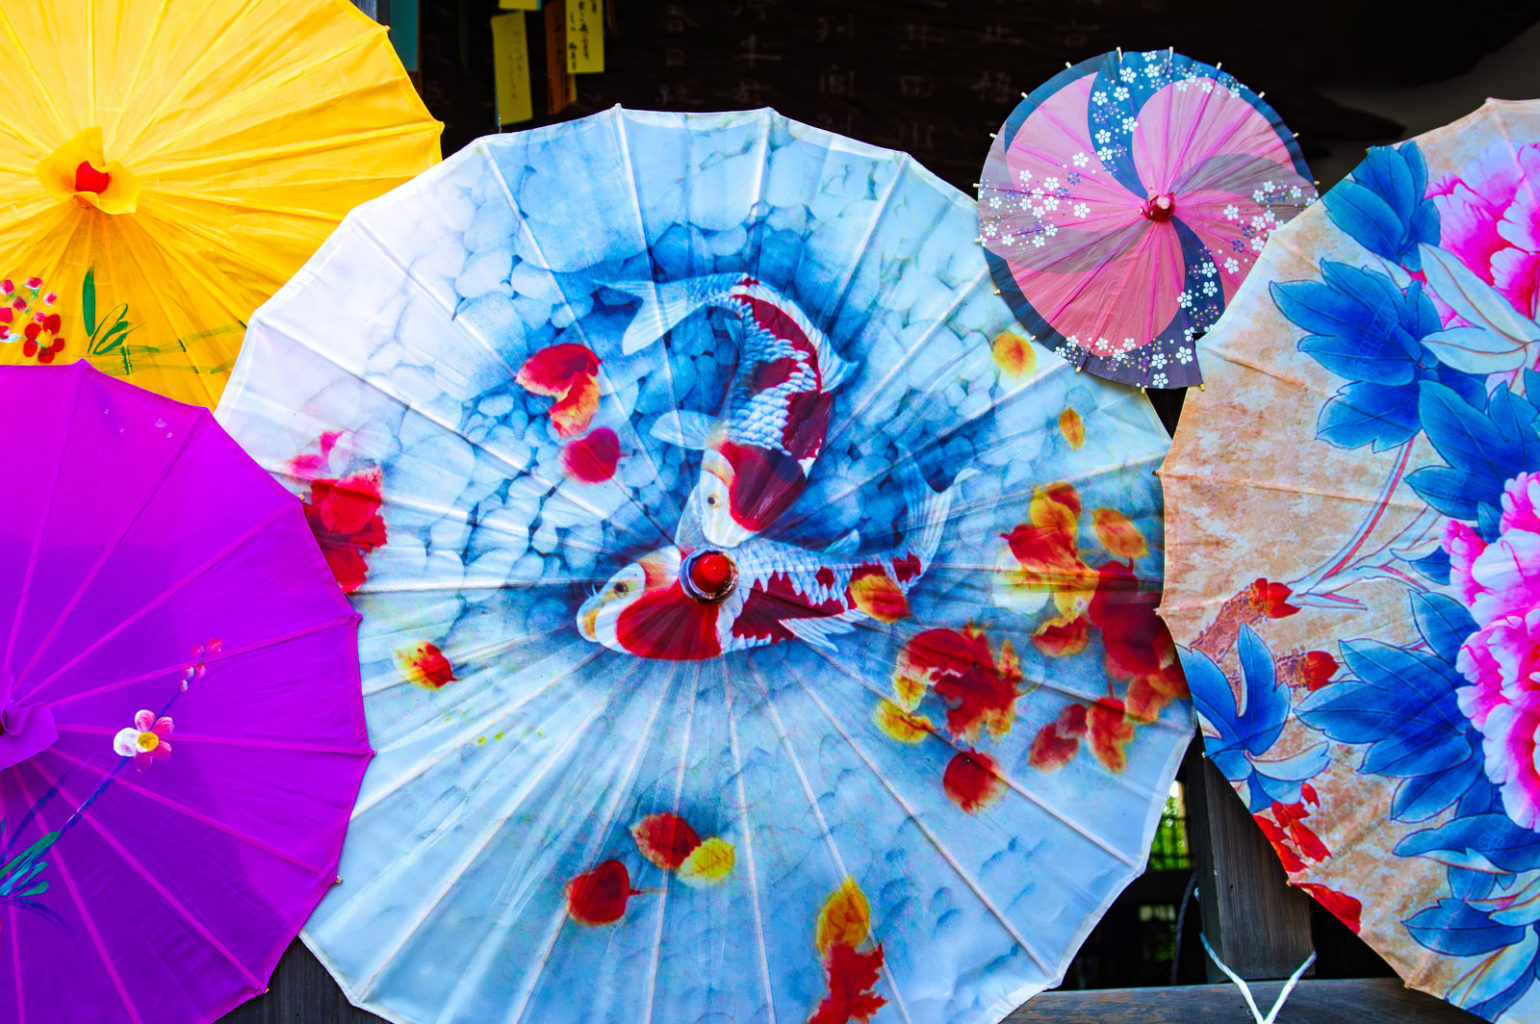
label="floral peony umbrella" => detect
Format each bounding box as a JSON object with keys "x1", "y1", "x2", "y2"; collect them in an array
[
  {"x1": 0, "y1": 0, "x2": 440, "y2": 407},
  {"x1": 217, "y1": 107, "x2": 1189, "y2": 1024},
  {"x1": 979, "y1": 49, "x2": 1316, "y2": 388},
  {"x1": 1161, "y1": 98, "x2": 1540, "y2": 1022},
  {"x1": 0, "y1": 362, "x2": 369, "y2": 1023}
]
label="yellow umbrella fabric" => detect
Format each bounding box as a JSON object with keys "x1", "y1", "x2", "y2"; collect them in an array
[{"x1": 0, "y1": 0, "x2": 441, "y2": 407}]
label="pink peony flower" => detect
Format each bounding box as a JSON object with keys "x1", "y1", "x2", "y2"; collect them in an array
[
  {"x1": 1446, "y1": 471, "x2": 1540, "y2": 828},
  {"x1": 1430, "y1": 142, "x2": 1540, "y2": 321}
]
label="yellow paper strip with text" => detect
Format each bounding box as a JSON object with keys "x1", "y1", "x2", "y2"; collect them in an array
[
  {"x1": 491, "y1": 13, "x2": 533, "y2": 126},
  {"x1": 565, "y1": 0, "x2": 604, "y2": 74},
  {"x1": 498, "y1": 0, "x2": 541, "y2": 8}
]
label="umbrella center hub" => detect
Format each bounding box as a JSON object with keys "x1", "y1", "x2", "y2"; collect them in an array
[
  {"x1": 682, "y1": 550, "x2": 737, "y2": 603},
  {"x1": 36, "y1": 128, "x2": 141, "y2": 215},
  {"x1": 1143, "y1": 193, "x2": 1177, "y2": 222}
]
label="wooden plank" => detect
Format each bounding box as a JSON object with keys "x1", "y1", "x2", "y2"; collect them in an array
[
  {"x1": 1002, "y1": 979, "x2": 1484, "y2": 1024},
  {"x1": 1185, "y1": 740, "x2": 1316, "y2": 980},
  {"x1": 218, "y1": 940, "x2": 385, "y2": 1024}
]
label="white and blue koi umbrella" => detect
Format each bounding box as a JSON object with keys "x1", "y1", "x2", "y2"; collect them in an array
[{"x1": 216, "y1": 107, "x2": 1188, "y2": 1024}]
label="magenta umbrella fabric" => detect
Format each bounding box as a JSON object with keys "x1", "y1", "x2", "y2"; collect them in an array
[
  {"x1": 0, "y1": 362, "x2": 368, "y2": 1024},
  {"x1": 979, "y1": 49, "x2": 1317, "y2": 388}
]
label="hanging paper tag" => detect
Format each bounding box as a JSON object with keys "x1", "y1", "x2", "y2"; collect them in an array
[
  {"x1": 498, "y1": 0, "x2": 541, "y2": 8},
  {"x1": 491, "y1": 13, "x2": 534, "y2": 126},
  {"x1": 566, "y1": 0, "x2": 604, "y2": 74}
]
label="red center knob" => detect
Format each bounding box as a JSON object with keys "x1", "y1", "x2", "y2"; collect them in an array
[
  {"x1": 689, "y1": 551, "x2": 734, "y2": 596},
  {"x1": 1143, "y1": 193, "x2": 1176, "y2": 222},
  {"x1": 74, "y1": 160, "x2": 110, "y2": 195}
]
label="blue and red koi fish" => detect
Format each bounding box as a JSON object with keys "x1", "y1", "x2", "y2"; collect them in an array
[
  {"x1": 576, "y1": 461, "x2": 964, "y2": 661},
  {"x1": 619, "y1": 274, "x2": 855, "y2": 548}
]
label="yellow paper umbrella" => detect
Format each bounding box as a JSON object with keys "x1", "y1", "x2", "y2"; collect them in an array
[{"x1": 0, "y1": 0, "x2": 441, "y2": 406}]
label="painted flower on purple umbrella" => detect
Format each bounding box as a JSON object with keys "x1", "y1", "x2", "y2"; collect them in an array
[
  {"x1": 1446, "y1": 471, "x2": 1540, "y2": 829},
  {"x1": 112, "y1": 710, "x2": 173, "y2": 770},
  {"x1": 1430, "y1": 142, "x2": 1540, "y2": 323}
]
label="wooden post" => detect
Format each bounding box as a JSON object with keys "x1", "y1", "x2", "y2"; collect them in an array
[{"x1": 1184, "y1": 739, "x2": 1316, "y2": 981}]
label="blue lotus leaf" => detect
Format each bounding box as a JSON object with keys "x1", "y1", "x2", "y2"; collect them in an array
[{"x1": 1324, "y1": 142, "x2": 1439, "y2": 269}]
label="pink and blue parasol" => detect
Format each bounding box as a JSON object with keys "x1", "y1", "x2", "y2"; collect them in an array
[{"x1": 979, "y1": 49, "x2": 1316, "y2": 388}]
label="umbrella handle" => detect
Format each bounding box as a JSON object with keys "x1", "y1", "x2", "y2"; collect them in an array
[{"x1": 1200, "y1": 932, "x2": 1316, "y2": 1024}]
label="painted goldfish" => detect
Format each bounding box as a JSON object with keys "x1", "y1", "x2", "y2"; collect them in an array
[
  {"x1": 619, "y1": 274, "x2": 854, "y2": 549},
  {"x1": 576, "y1": 461, "x2": 964, "y2": 661}
]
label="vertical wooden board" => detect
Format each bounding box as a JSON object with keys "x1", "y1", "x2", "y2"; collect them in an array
[
  {"x1": 492, "y1": 12, "x2": 534, "y2": 126},
  {"x1": 566, "y1": 0, "x2": 605, "y2": 73},
  {"x1": 499, "y1": 0, "x2": 542, "y2": 9},
  {"x1": 1186, "y1": 741, "x2": 1316, "y2": 981},
  {"x1": 544, "y1": 0, "x2": 573, "y2": 115}
]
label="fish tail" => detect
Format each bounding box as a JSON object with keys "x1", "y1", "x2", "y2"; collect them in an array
[
  {"x1": 896, "y1": 458, "x2": 972, "y2": 569},
  {"x1": 617, "y1": 275, "x2": 744, "y2": 354}
]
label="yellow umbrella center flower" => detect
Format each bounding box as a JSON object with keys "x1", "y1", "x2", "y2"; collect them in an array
[{"x1": 36, "y1": 127, "x2": 140, "y2": 215}]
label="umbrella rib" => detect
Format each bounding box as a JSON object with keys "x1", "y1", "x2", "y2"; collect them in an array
[
  {"x1": 351, "y1": 678, "x2": 636, "y2": 1004},
  {"x1": 638, "y1": 663, "x2": 702, "y2": 1024},
  {"x1": 825, "y1": 609, "x2": 1188, "y2": 745},
  {"x1": 750, "y1": 665, "x2": 917, "y2": 1024},
  {"x1": 250, "y1": 312, "x2": 666, "y2": 550},
  {"x1": 104, "y1": 0, "x2": 172, "y2": 141},
  {"x1": 720, "y1": 667, "x2": 783, "y2": 1024},
  {"x1": 361, "y1": 619, "x2": 579, "y2": 699},
  {"x1": 798, "y1": 642, "x2": 1143, "y2": 868},
  {"x1": 43, "y1": 610, "x2": 356, "y2": 708},
  {"x1": 21, "y1": 503, "x2": 289, "y2": 697},
  {"x1": 2, "y1": 367, "x2": 86, "y2": 673},
  {"x1": 1158, "y1": 467, "x2": 1430, "y2": 512},
  {"x1": 504, "y1": 668, "x2": 677, "y2": 1024},
  {"x1": 0, "y1": 6, "x2": 71, "y2": 139},
  {"x1": 784, "y1": 661, "x2": 1056, "y2": 975},
  {"x1": 145, "y1": 122, "x2": 436, "y2": 178},
  {"x1": 41, "y1": 745, "x2": 327, "y2": 874},
  {"x1": 11, "y1": 412, "x2": 210, "y2": 699},
  {"x1": 37, "y1": 834, "x2": 144, "y2": 1023},
  {"x1": 355, "y1": 645, "x2": 605, "y2": 816},
  {"x1": 58, "y1": 786, "x2": 265, "y2": 988},
  {"x1": 350, "y1": 577, "x2": 602, "y2": 594},
  {"x1": 818, "y1": 266, "x2": 990, "y2": 452},
  {"x1": 6, "y1": 904, "x2": 20, "y2": 1024},
  {"x1": 476, "y1": 145, "x2": 688, "y2": 540},
  {"x1": 139, "y1": 187, "x2": 342, "y2": 222},
  {"x1": 128, "y1": 31, "x2": 380, "y2": 165},
  {"x1": 107, "y1": 231, "x2": 225, "y2": 407},
  {"x1": 823, "y1": 155, "x2": 908, "y2": 332},
  {"x1": 119, "y1": 0, "x2": 275, "y2": 153},
  {"x1": 610, "y1": 110, "x2": 697, "y2": 525},
  {"x1": 428, "y1": 669, "x2": 685, "y2": 1024},
  {"x1": 56, "y1": 725, "x2": 364, "y2": 756},
  {"x1": 260, "y1": 463, "x2": 549, "y2": 555}
]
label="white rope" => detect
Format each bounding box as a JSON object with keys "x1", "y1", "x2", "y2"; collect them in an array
[{"x1": 1200, "y1": 933, "x2": 1317, "y2": 1024}]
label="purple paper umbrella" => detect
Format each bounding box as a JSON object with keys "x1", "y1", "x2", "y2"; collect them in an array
[{"x1": 0, "y1": 363, "x2": 368, "y2": 1024}]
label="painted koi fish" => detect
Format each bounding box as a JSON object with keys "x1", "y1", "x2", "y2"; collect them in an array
[
  {"x1": 577, "y1": 461, "x2": 964, "y2": 661},
  {"x1": 619, "y1": 274, "x2": 855, "y2": 548}
]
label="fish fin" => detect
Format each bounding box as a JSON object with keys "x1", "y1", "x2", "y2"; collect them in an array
[
  {"x1": 674, "y1": 496, "x2": 707, "y2": 548},
  {"x1": 823, "y1": 529, "x2": 861, "y2": 558},
  {"x1": 649, "y1": 410, "x2": 717, "y2": 449},
  {"x1": 618, "y1": 275, "x2": 743, "y2": 354},
  {"x1": 783, "y1": 615, "x2": 854, "y2": 652},
  {"x1": 896, "y1": 459, "x2": 973, "y2": 569},
  {"x1": 817, "y1": 345, "x2": 857, "y2": 392}
]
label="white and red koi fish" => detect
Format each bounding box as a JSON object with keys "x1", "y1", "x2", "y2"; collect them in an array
[
  {"x1": 619, "y1": 274, "x2": 855, "y2": 548},
  {"x1": 576, "y1": 462, "x2": 964, "y2": 661}
]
